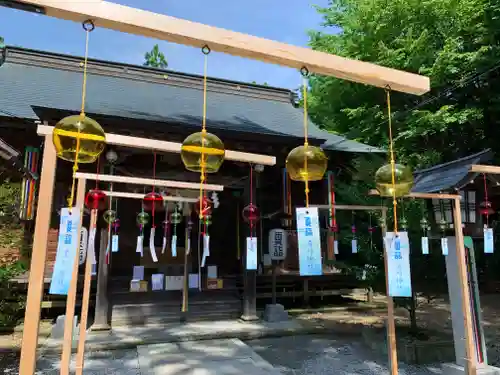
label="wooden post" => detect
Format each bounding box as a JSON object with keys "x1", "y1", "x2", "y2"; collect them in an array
[
  {"x1": 452, "y1": 198, "x2": 477, "y2": 375},
  {"x1": 75, "y1": 208, "x2": 97, "y2": 375},
  {"x1": 381, "y1": 208, "x2": 398, "y2": 375},
  {"x1": 60, "y1": 178, "x2": 87, "y2": 375},
  {"x1": 92, "y1": 229, "x2": 111, "y2": 330},
  {"x1": 19, "y1": 134, "x2": 57, "y2": 375}
]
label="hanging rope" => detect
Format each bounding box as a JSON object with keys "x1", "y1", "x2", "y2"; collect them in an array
[
  {"x1": 95, "y1": 154, "x2": 100, "y2": 189},
  {"x1": 301, "y1": 67, "x2": 310, "y2": 207},
  {"x1": 385, "y1": 87, "x2": 398, "y2": 234},
  {"x1": 199, "y1": 45, "x2": 210, "y2": 219},
  {"x1": 67, "y1": 20, "x2": 94, "y2": 209}
]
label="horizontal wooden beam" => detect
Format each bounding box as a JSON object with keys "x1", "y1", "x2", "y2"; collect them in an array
[
  {"x1": 102, "y1": 190, "x2": 197, "y2": 202},
  {"x1": 368, "y1": 189, "x2": 460, "y2": 200},
  {"x1": 16, "y1": 0, "x2": 430, "y2": 95},
  {"x1": 75, "y1": 172, "x2": 224, "y2": 191},
  {"x1": 38, "y1": 125, "x2": 276, "y2": 166},
  {"x1": 469, "y1": 164, "x2": 500, "y2": 175},
  {"x1": 311, "y1": 204, "x2": 388, "y2": 212}
]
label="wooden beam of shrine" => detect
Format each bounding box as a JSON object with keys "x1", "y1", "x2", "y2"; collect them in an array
[
  {"x1": 103, "y1": 190, "x2": 197, "y2": 202},
  {"x1": 312, "y1": 204, "x2": 388, "y2": 212},
  {"x1": 368, "y1": 189, "x2": 460, "y2": 200},
  {"x1": 15, "y1": 0, "x2": 430, "y2": 95},
  {"x1": 75, "y1": 172, "x2": 224, "y2": 191},
  {"x1": 37, "y1": 125, "x2": 276, "y2": 166},
  {"x1": 470, "y1": 164, "x2": 500, "y2": 174}
]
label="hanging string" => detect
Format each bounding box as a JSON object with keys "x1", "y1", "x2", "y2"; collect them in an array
[
  {"x1": 483, "y1": 173, "x2": 489, "y2": 227},
  {"x1": 152, "y1": 152, "x2": 157, "y2": 228},
  {"x1": 385, "y1": 87, "x2": 398, "y2": 234},
  {"x1": 301, "y1": 67, "x2": 310, "y2": 208},
  {"x1": 250, "y1": 164, "x2": 254, "y2": 237},
  {"x1": 67, "y1": 20, "x2": 94, "y2": 210},
  {"x1": 329, "y1": 172, "x2": 337, "y2": 233},
  {"x1": 199, "y1": 45, "x2": 210, "y2": 219},
  {"x1": 95, "y1": 155, "x2": 101, "y2": 189}
]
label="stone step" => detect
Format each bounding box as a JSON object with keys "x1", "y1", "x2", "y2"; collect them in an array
[{"x1": 111, "y1": 309, "x2": 241, "y2": 326}]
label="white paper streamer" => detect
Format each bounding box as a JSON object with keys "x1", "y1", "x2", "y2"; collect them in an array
[
  {"x1": 421, "y1": 237, "x2": 429, "y2": 255},
  {"x1": 136, "y1": 236, "x2": 144, "y2": 257},
  {"x1": 187, "y1": 238, "x2": 191, "y2": 255},
  {"x1": 204, "y1": 235, "x2": 210, "y2": 256},
  {"x1": 88, "y1": 227, "x2": 97, "y2": 275},
  {"x1": 111, "y1": 235, "x2": 119, "y2": 253},
  {"x1": 162, "y1": 236, "x2": 167, "y2": 254},
  {"x1": 334, "y1": 240, "x2": 339, "y2": 255},
  {"x1": 441, "y1": 237, "x2": 449, "y2": 255},
  {"x1": 351, "y1": 239, "x2": 358, "y2": 253},
  {"x1": 149, "y1": 228, "x2": 158, "y2": 262},
  {"x1": 171, "y1": 235, "x2": 177, "y2": 257}
]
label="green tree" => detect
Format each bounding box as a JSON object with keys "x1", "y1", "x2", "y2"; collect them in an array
[{"x1": 144, "y1": 44, "x2": 168, "y2": 69}]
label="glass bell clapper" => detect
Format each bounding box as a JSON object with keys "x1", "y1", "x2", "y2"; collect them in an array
[{"x1": 375, "y1": 163, "x2": 414, "y2": 197}]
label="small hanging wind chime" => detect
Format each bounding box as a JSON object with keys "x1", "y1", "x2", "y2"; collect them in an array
[
  {"x1": 84, "y1": 156, "x2": 107, "y2": 276},
  {"x1": 437, "y1": 200, "x2": 449, "y2": 255},
  {"x1": 286, "y1": 67, "x2": 328, "y2": 207},
  {"x1": 326, "y1": 171, "x2": 338, "y2": 258},
  {"x1": 136, "y1": 188, "x2": 149, "y2": 258},
  {"x1": 420, "y1": 203, "x2": 430, "y2": 255},
  {"x1": 162, "y1": 198, "x2": 170, "y2": 254},
  {"x1": 480, "y1": 173, "x2": 495, "y2": 253},
  {"x1": 170, "y1": 204, "x2": 182, "y2": 258},
  {"x1": 243, "y1": 165, "x2": 260, "y2": 269},
  {"x1": 180, "y1": 46, "x2": 222, "y2": 266},
  {"x1": 103, "y1": 150, "x2": 118, "y2": 264},
  {"x1": 351, "y1": 211, "x2": 358, "y2": 253},
  {"x1": 142, "y1": 152, "x2": 164, "y2": 263},
  {"x1": 368, "y1": 212, "x2": 375, "y2": 252}
]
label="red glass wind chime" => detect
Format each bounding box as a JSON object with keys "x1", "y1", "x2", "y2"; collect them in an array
[
  {"x1": 242, "y1": 165, "x2": 260, "y2": 266},
  {"x1": 84, "y1": 156, "x2": 107, "y2": 274},
  {"x1": 142, "y1": 152, "x2": 164, "y2": 262}
]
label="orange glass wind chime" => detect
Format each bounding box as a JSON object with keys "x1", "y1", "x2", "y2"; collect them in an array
[{"x1": 180, "y1": 46, "x2": 224, "y2": 264}]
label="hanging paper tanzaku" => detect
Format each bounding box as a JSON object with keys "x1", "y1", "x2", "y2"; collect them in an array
[{"x1": 149, "y1": 227, "x2": 158, "y2": 262}]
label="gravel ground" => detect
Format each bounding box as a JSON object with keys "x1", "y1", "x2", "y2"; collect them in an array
[{"x1": 246, "y1": 335, "x2": 444, "y2": 375}]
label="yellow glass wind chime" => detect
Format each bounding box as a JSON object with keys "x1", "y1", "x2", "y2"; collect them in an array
[
  {"x1": 374, "y1": 88, "x2": 414, "y2": 232},
  {"x1": 286, "y1": 67, "x2": 328, "y2": 205},
  {"x1": 181, "y1": 46, "x2": 225, "y2": 264}
]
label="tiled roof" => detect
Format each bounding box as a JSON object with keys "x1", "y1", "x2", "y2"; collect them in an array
[
  {"x1": 0, "y1": 46, "x2": 382, "y2": 153},
  {"x1": 412, "y1": 149, "x2": 493, "y2": 193}
]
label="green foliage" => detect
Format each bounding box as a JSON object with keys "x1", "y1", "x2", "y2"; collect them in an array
[
  {"x1": 0, "y1": 261, "x2": 26, "y2": 328},
  {"x1": 308, "y1": 0, "x2": 500, "y2": 168},
  {"x1": 144, "y1": 44, "x2": 168, "y2": 69}
]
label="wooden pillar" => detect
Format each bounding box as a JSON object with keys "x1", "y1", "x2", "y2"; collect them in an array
[
  {"x1": 303, "y1": 279, "x2": 310, "y2": 307},
  {"x1": 91, "y1": 228, "x2": 111, "y2": 330},
  {"x1": 241, "y1": 174, "x2": 258, "y2": 321},
  {"x1": 452, "y1": 198, "x2": 477, "y2": 375},
  {"x1": 60, "y1": 178, "x2": 87, "y2": 375},
  {"x1": 381, "y1": 208, "x2": 398, "y2": 375},
  {"x1": 19, "y1": 134, "x2": 57, "y2": 375}
]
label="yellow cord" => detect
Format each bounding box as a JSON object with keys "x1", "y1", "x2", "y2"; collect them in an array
[
  {"x1": 386, "y1": 88, "x2": 398, "y2": 234},
  {"x1": 199, "y1": 50, "x2": 208, "y2": 219},
  {"x1": 303, "y1": 76, "x2": 310, "y2": 208},
  {"x1": 67, "y1": 25, "x2": 91, "y2": 209}
]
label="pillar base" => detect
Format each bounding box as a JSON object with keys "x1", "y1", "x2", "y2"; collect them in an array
[
  {"x1": 442, "y1": 363, "x2": 500, "y2": 375},
  {"x1": 90, "y1": 323, "x2": 111, "y2": 332},
  {"x1": 240, "y1": 314, "x2": 260, "y2": 322}
]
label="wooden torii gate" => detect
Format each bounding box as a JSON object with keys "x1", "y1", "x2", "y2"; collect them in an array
[{"x1": 2, "y1": 2, "x2": 431, "y2": 375}]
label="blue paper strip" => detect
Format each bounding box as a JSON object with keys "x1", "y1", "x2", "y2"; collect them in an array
[
  {"x1": 49, "y1": 207, "x2": 81, "y2": 295},
  {"x1": 384, "y1": 232, "x2": 412, "y2": 297},
  {"x1": 484, "y1": 228, "x2": 494, "y2": 253},
  {"x1": 296, "y1": 207, "x2": 322, "y2": 276},
  {"x1": 246, "y1": 236, "x2": 257, "y2": 270}
]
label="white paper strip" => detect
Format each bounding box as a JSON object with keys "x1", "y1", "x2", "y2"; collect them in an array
[
  {"x1": 421, "y1": 237, "x2": 429, "y2": 255},
  {"x1": 351, "y1": 239, "x2": 358, "y2": 253},
  {"x1": 149, "y1": 228, "x2": 158, "y2": 262},
  {"x1": 484, "y1": 227, "x2": 494, "y2": 253},
  {"x1": 441, "y1": 237, "x2": 449, "y2": 256},
  {"x1": 161, "y1": 236, "x2": 167, "y2": 254},
  {"x1": 133, "y1": 265, "x2": 144, "y2": 280},
  {"x1": 187, "y1": 238, "x2": 191, "y2": 255},
  {"x1": 334, "y1": 240, "x2": 339, "y2": 255},
  {"x1": 204, "y1": 235, "x2": 210, "y2": 256},
  {"x1": 246, "y1": 237, "x2": 257, "y2": 270},
  {"x1": 88, "y1": 227, "x2": 97, "y2": 276},
  {"x1": 171, "y1": 235, "x2": 177, "y2": 257},
  {"x1": 136, "y1": 236, "x2": 144, "y2": 257},
  {"x1": 151, "y1": 273, "x2": 164, "y2": 290},
  {"x1": 111, "y1": 235, "x2": 119, "y2": 253},
  {"x1": 79, "y1": 227, "x2": 88, "y2": 265}
]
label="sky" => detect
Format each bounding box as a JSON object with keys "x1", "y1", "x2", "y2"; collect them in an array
[{"x1": 0, "y1": 0, "x2": 331, "y2": 90}]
